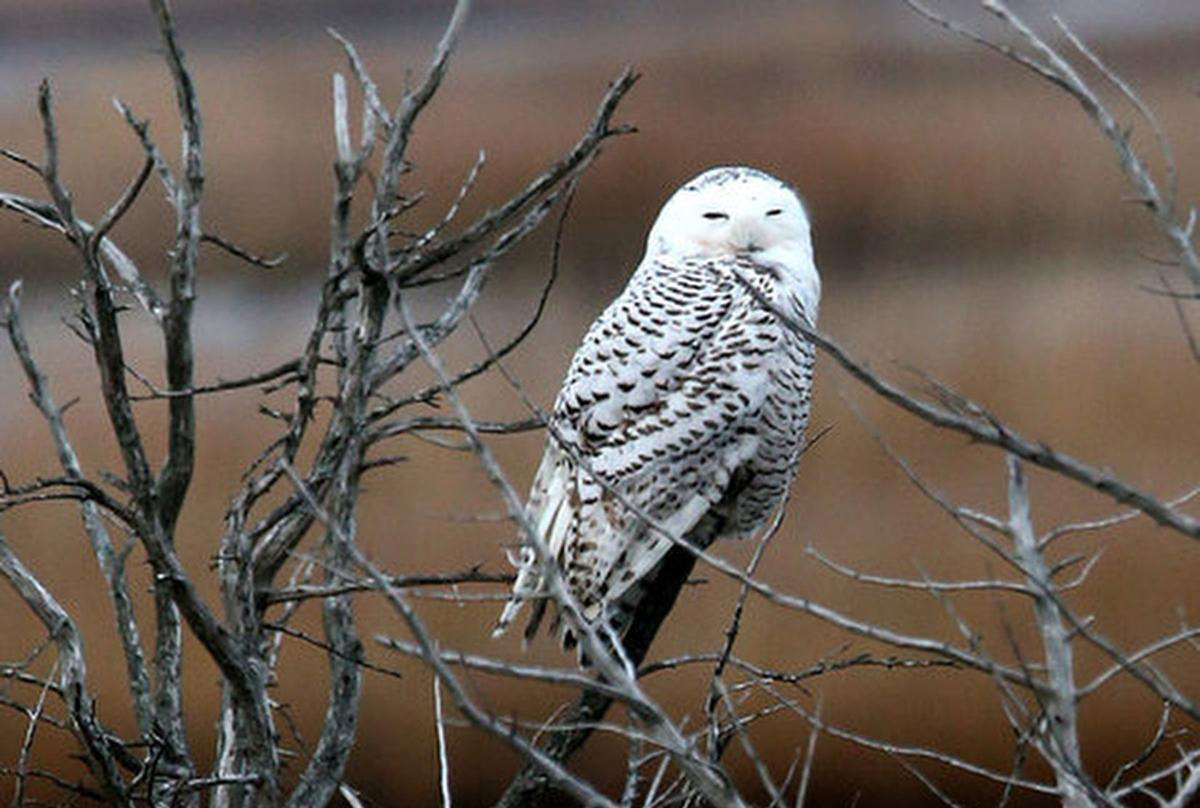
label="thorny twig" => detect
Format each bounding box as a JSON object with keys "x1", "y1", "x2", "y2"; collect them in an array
[{"x1": 2, "y1": 2, "x2": 1198, "y2": 807}]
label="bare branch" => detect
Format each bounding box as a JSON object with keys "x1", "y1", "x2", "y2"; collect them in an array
[
  {"x1": 771, "y1": 687, "x2": 1060, "y2": 798},
  {"x1": 1077, "y1": 625, "x2": 1200, "y2": 701},
  {"x1": 150, "y1": 0, "x2": 203, "y2": 535},
  {"x1": 365, "y1": 0, "x2": 471, "y2": 274},
  {"x1": 734, "y1": 269, "x2": 1200, "y2": 539},
  {"x1": 327, "y1": 28, "x2": 390, "y2": 132},
  {"x1": 368, "y1": 177, "x2": 576, "y2": 426},
  {"x1": 0, "y1": 147, "x2": 42, "y2": 177},
  {"x1": 127, "y1": 357, "x2": 302, "y2": 401},
  {"x1": 712, "y1": 680, "x2": 783, "y2": 806},
  {"x1": 434, "y1": 678, "x2": 453, "y2": 808},
  {"x1": 1105, "y1": 703, "x2": 1172, "y2": 793},
  {"x1": 88, "y1": 155, "x2": 153, "y2": 260},
  {"x1": 1007, "y1": 457, "x2": 1091, "y2": 807},
  {"x1": 201, "y1": 231, "x2": 287, "y2": 269},
  {"x1": 806, "y1": 545, "x2": 1032, "y2": 596},
  {"x1": 280, "y1": 463, "x2": 622, "y2": 808},
  {"x1": 377, "y1": 636, "x2": 637, "y2": 703},
  {"x1": 0, "y1": 530, "x2": 132, "y2": 806},
  {"x1": 13, "y1": 658, "x2": 57, "y2": 808},
  {"x1": 910, "y1": 0, "x2": 1200, "y2": 290},
  {"x1": 392, "y1": 67, "x2": 638, "y2": 282},
  {"x1": 3, "y1": 282, "x2": 153, "y2": 735},
  {"x1": 1154, "y1": 271, "x2": 1200, "y2": 365},
  {"x1": 412, "y1": 149, "x2": 488, "y2": 253},
  {"x1": 793, "y1": 697, "x2": 820, "y2": 808},
  {"x1": 0, "y1": 190, "x2": 163, "y2": 318},
  {"x1": 262, "y1": 567, "x2": 513, "y2": 606}
]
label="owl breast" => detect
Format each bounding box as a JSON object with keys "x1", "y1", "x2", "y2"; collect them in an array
[
  {"x1": 494, "y1": 166, "x2": 821, "y2": 646},
  {"x1": 700, "y1": 257, "x2": 816, "y2": 538}
]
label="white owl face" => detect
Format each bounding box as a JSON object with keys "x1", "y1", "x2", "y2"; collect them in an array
[{"x1": 646, "y1": 167, "x2": 812, "y2": 260}]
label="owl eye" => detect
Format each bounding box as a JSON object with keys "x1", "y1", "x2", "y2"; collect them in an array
[
  {"x1": 765, "y1": 208, "x2": 783, "y2": 217},
  {"x1": 702, "y1": 211, "x2": 729, "y2": 220}
]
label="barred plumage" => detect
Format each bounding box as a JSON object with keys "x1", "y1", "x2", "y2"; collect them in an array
[{"x1": 495, "y1": 166, "x2": 821, "y2": 645}]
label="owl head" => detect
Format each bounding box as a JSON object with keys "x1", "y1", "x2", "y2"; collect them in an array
[{"x1": 646, "y1": 167, "x2": 813, "y2": 261}]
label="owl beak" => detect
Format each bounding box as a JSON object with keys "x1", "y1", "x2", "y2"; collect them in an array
[{"x1": 731, "y1": 217, "x2": 763, "y2": 254}]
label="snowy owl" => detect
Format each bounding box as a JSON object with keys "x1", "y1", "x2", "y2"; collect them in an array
[{"x1": 494, "y1": 166, "x2": 820, "y2": 646}]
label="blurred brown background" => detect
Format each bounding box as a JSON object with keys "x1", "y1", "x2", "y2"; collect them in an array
[{"x1": 2, "y1": 1, "x2": 1199, "y2": 805}]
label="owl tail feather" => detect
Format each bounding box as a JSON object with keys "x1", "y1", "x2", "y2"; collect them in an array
[
  {"x1": 492, "y1": 564, "x2": 546, "y2": 640},
  {"x1": 491, "y1": 595, "x2": 551, "y2": 652},
  {"x1": 491, "y1": 598, "x2": 523, "y2": 638}
]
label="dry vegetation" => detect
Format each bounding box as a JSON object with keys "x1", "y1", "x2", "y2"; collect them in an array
[{"x1": 0, "y1": 2, "x2": 1198, "y2": 807}]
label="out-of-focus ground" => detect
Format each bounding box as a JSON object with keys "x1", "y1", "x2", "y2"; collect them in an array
[{"x1": 1, "y1": 2, "x2": 1199, "y2": 806}]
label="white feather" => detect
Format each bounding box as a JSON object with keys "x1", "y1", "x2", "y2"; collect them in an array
[{"x1": 495, "y1": 166, "x2": 821, "y2": 646}]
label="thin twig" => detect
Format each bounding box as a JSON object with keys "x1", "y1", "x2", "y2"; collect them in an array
[
  {"x1": 434, "y1": 678, "x2": 453, "y2": 808},
  {"x1": 201, "y1": 231, "x2": 287, "y2": 269}
]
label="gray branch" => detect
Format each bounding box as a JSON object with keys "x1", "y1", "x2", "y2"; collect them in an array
[
  {"x1": 0, "y1": 530, "x2": 133, "y2": 807},
  {"x1": 2, "y1": 282, "x2": 153, "y2": 738}
]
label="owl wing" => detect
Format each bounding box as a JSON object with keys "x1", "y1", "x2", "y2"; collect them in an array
[{"x1": 496, "y1": 257, "x2": 780, "y2": 641}]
